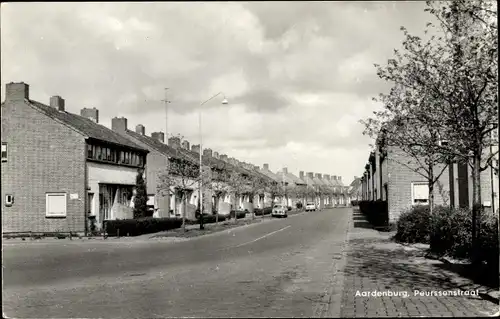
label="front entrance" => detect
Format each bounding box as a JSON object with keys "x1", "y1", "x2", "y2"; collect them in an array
[{"x1": 98, "y1": 184, "x2": 134, "y2": 227}]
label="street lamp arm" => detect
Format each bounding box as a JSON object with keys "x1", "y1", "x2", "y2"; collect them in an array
[{"x1": 201, "y1": 92, "x2": 224, "y2": 106}]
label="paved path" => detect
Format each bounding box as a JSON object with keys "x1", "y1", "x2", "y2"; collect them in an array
[
  {"x1": 340, "y1": 209, "x2": 499, "y2": 317},
  {"x1": 3, "y1": 207, "x2": 350, "y2": 318}
]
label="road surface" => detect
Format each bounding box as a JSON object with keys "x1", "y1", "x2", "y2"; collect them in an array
[{"x1": 3, "y1": 207, "x2": 351, "y2": 318}]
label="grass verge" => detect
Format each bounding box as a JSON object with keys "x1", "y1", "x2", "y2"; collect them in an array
[{"x1": 151, "y1": 218, "x2": 264, "y2": 238}]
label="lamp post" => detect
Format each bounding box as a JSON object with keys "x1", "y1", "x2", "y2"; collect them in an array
[{"x1": 198, "y1": 92, "x2": 228, "y2": 229}]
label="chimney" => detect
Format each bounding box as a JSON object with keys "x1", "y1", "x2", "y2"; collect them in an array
[
  {"x1": 263, "y1": 163, "x2": 269, "y2": 170},
  {"x1": 316, "y1": 173, "x2": 322, "y2": 179},
  {"x1": 220, "y1": 154, "x2": 228, "y2": 161},
  {"x1": 80, "y1": 107, "x2": 99, "y2": 123},
  {"x1": 213, "y1": 151, "x2": 219, "y2": 159},
  {"x1": 299, "y1": 171, "x2": 304, "y2": 179},
  {"x1": 203, "y1": 148, "x2": 213, "y2": 157},
  {"x1": 307, "y1": 172, "x2": 314, "y2": 179},
  {"x1": 338, "y1": 176, "x2": 342, "y2": 181},
  {"x1": 230, "y1": 158, "x2": 238, "y2": 166},
  {"x1": 192, "y1": 144, "x2": 201, "y2": 153},
  {"x1": 151, "y1": 132, "x2": 165, "y2": 143},
  {"x1": 168, "y1": 136, "x2": 181, "y2": 149},
  {"x1": 254, "y1": 165, "x2": 260, "y2": 171},
  {"x1": 5, "y1": 82, "x2": 29, "y2": 102},
  {"x1": 111, "y1": 117, "x2": 128, "y2": 132},
  {"x1": 135, "y1": 124, "x2": 145, "y2": 135},
  {"x1": 324, "y1": 174, "x2": 330, "y2": 180},
  {"x1": 50, "y1": 96, "x2": 65, "y2": 111},
  {"x1": 181, "y1": 140, "x2": 190, "y2": 150},
  {"x1": 282, "y1": 167, "x2": 288, "y2": 174}
]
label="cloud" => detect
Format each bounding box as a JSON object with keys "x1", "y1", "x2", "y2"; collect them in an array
[{"x1": 1, "y1": 1, "x2": 435, "y2": 184}]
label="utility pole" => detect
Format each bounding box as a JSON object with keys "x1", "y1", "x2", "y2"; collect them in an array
[{"x1": 162, "y1": 88, "x2": 171, "y2": 139}]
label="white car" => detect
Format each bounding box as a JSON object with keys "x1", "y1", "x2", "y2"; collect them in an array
[
  {"x1": 305, "y1": 202, "x2": 317, "y2": 212},
  {"x1": 272, "y1": 204, "x2": 288, "y2": 218}
]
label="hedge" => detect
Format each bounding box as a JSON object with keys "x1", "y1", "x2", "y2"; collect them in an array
[
  {"x1": 430, "y1": 206, "x2": 499, "y2": 267},
  {"x1": 185, "y1": 214, "x2": 227, "y2": 225},
  {"x1": 394, "y1": 205, "x2": 431, "y2": 244},
  {"x1": 105, "y1": 217, "x2": 183, "y2": 237},
  {"x1": 229, "y1": 210, "x2": 247, "y2": 219},
  {"x1": 359, "y1": 200, "x2": 389, "y2": 227}
]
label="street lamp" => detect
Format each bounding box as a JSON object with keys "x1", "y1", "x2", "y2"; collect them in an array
[{"x1": 199, "y1": 92, "x2": 228, "y2": 226}]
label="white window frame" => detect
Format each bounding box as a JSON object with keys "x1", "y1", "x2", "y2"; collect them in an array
[
  {"x1": 46, "y1": 192, "x2": 67, "y2": 217},
  {"x1": 411, "y1": 182, "x2": 429, "y2": 206},
  {"x1": 1, "y1": 142, "x2": 7, "y2": 162},
  {"x1": 5, "y1": 194, "x2": 14, "y2": 207}
]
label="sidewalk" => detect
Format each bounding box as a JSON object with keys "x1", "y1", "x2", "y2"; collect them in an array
[{"x1": 340, "y1": 209, "x2": 499, "y2": 317}]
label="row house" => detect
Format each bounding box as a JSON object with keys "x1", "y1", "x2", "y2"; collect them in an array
[
  {"x1": 360, "y1": 139, "x2": 499, "y2": 223},
  {"x1": 1, "y1": 82, "x2": 149, "y2": 234},
  {"x1": 259, "y1": 163, "x2": 285, "y2": 205},
  {"x1": 275, "y1": 167, "x2": 307, "y2": 207},
  {"x1": 349, "y1": 176, "x2": 362, "y2": 202}
]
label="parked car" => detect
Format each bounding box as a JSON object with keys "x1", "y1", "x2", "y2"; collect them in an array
[
  {"x1": 305, "y1": 202, "x2": 317, "y2": 212},
  {"x1": 272, "y1": 204, "x2": 288, "y2": 218}
]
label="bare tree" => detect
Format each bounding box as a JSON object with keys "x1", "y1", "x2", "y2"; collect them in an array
[
  {"x1": 208, "y1": 168, "x2": 230, "y2": 225},
  {"x1": 157, "y1": 154, "x2": 199, "y2": 233}
]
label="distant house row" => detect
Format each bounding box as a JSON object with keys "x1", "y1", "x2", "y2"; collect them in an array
[
  {"x1": 1, "y1": 82, "x2": 350, "y2": 234},
  {"x1": 359, "y1": 134, "x2": 499, "y2": 223}
]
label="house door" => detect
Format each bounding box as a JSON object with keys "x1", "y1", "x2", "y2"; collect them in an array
[{"x1": 87, "y1": 193, "x2": 94, "y2": 216}]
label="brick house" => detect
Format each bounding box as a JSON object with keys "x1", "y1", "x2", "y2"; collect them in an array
[
  {"x1": 112, "y1": 120, "x2": 230, "y2": 220},
  {"x1": 348, "y1": 176, "x2": 362, "y2": 202},
  {"x1": 258, "y1": 163, "x2": 284, "y2": 205},
  {"x1": 298, "y1": 171, "x2": 316, "y2": 204},
  {"x1": 360, "y1": 141, "x2": 499, "y2": 223},
  {"x1": 1, "y1": 82, "x2": 148, "y2": 234},
  {"x1": 275, "y1": 167, "x2": 307, "y2": 208}
]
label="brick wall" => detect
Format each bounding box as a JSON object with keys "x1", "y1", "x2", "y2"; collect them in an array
[
  {"x1": 1, "y1": 100, "x2": 86, "y2": 233},
  {"x1": 113, "y1": 133, "x2": 171, "y2": 218},
  {"x1": 386, "y1": 146, "x2": 451, "y2": 222}
]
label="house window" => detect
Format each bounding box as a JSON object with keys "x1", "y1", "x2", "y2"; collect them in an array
[
  {"x1": 5, "y1": 194, "x2": 14, "y2": 207},
  {"x1": 1, "y1": 143, "x2": 7, "y2": 162},
  {"x1": 411, "y1": 182, "x2": 429, "y2": 205},
  {"x1": 87, "y1": 144, "x2": 93, "y2": 158},
  {"x1": 95, "y1": 146, "x2": 101, "y2": 160},
  {"x1": 46, "y1": 193, "x2": 67, "y2": 217}
]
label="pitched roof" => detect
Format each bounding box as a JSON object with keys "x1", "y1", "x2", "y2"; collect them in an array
[
  {"x1": 259, "y1": 168, "x2": 281, "y2": 183},
  {"x1": 123, "y1": 129, "x2": 190, "y2": 161},
  {"x1": 29, "y1": 100, "x2": 147, "y2": 152},
  {"x1": 275, "y1": 171, "x2": 306, "y2": 186},
  {"x1": 300, "y1": 175, "x2": 316, "y2": 190}
]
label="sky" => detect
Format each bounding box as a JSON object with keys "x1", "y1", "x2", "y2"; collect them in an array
[{"x1": 1, "y1": 1, "x2": 434, "y2": 185}]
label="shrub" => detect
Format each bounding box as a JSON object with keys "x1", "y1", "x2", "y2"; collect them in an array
[
  {"x1": 263, "y1": 207, "x2": 272, "y2": 215},
  {"x1": 105, "y1": 217, "x2": 183, "y2": 237},
  {"x1": 296, "y1": 202, "x2": 303, "y2": 209},
  {"x1": 254, "y1": 208, "x2": 263, "y2": 216},
  {"x1": 359, "y1": 200, "x2": 388, "y2": 227},
  {"x1": 430, "y1": 206, "x2": 499, "y2": 269},
  {"x1": 394, "y1": 205, "x2": 431, "y2": 244},
  {"x1": 229, "y1": 210, "x2": 246, "y2": 219},
  {"x1": 133, "y1": 169, "x2": 148, "y2": 219},
  {"x1": 429, "y1": 206, "x2": 472, "y2": 259},
  {"x1": 477, "y1": 212, "x2": 499, "y2": 271},
  {"x1": 287, "y1": 206, "x2": 292, "y2": 211}
]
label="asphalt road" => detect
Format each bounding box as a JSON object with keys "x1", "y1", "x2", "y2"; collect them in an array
[{"x1": 3, "y1": 207, "x2": 351, "y2": 318}]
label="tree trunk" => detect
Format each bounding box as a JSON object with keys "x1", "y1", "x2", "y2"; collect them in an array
[
  {"x1": 250, "y1": 193, "x2": 255, "y2": 220},
  {"x1": 428, "y1": 164, "x2": 434, "y2": 215},
  {"x1": 215, "y1": 194, "x2": 220, "y2": 226},
  {"x1": 471, "y1": 154, "x2": 482, "y2": 262},
  {"x1": 182, "y1": 193, "x2": 186, "y2": 233}
]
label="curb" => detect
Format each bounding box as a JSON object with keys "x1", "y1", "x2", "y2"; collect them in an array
[{"x1": 321, "y1": 209, "x2": 352, "y2": 317}]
